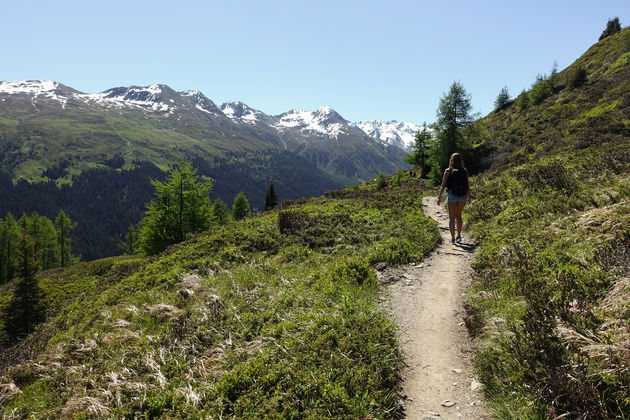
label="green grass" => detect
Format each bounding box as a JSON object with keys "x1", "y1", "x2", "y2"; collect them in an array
[
  {"x1": 463, "y1": 26, "x2": 630, "y2": 418},
  {"x1": 0, "y1": 172, "x2": 439, "y2": 419},
  {"x1": 466, "y1": 125, "x2": 630, "y2": 419}
]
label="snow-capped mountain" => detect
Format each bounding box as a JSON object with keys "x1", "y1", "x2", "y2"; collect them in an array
[
  {"x1": 274, "y1": 107, "x2": 354, "y2": 138},
  {"x1": 1, "y1": 80, "x2": 410, "y2": 181},
  {"x1": 220, "y1": 101, "x2": 266, "y2": 124},
  {"x1": 353, "y1": 120, "x2": 425, "y2": 151},
  {"x1": 1, "y1": 81, "x2": 420, "y2": 153},
  {"x1": 0, "y1": 81, "x2": 225, "y2": 117}
]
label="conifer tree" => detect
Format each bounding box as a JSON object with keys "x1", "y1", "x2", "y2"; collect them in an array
[
  {"x1": 494, "y1": 87, "x2": 511, "y2": 110},
  {"x1": 54, "y1": 210, "x2": 78, "y2": 267},
  {"x1": 264, "y1": 182, "x2": 279, "y2": 211},
  {"x1": 4, "y1": 229, "x2": 45, "y2": 342},
  {"x1": 20, "y1": 213, "x2": 59, "y2": 270},
  {"x1": 139, "y1": 161, "x2": 213, "y2": 255},
  {"x1": 516, "y1": 89, "x2": 529, "y2": 110},
  {"x1": 232, "y1": 193, "x2": 250, "y2": 220},
  {"x1": 0, "y1": 214, "x2": 19, "y2": 284},
  {"x1": 120, "y1": 224, "x2": 139, "y2": 255},
  {"x1": 599, "y1": 17, "x2": 621, "y2": 41},
  {"x1": 404, "y1": 123, "x2": 431, "y2": 177},
  {"x1": 428, "y1": 81, "x2": 475, "y2": 182},
  {"x1": 212, "y1": 198, "x2": 230, "y2": 225}
]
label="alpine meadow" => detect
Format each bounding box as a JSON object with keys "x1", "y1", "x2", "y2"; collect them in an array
[{"x1": 0, "y1": 14, "x2": 629, "y2": 420}]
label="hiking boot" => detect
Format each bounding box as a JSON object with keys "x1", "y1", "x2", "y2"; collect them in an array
[
  {"x1": 456, "y1": 236, "x2": 462, "y2": 243},
  {"x1": 450, "y1": 239, "x2": 456, "y2": 245}
]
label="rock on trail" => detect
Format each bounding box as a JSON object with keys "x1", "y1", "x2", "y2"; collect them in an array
[{"x1": 381, "y1": 196, "x2": 488, "y2": 419}]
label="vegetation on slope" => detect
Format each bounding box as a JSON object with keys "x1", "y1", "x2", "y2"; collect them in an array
[
  {"x1": 465, "y1": 26, "x2": 630, "y2": 418},
  {"x1": 0, "y1": 173, "x2": 438, "y2": 419}
]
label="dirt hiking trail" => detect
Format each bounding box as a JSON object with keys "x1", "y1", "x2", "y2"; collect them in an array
[{"x1": 380, "y1": 196, "x2": 489, "y2": 419}]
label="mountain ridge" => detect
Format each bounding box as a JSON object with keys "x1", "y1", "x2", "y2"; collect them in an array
[{"x1": 0, "y1": 80, "x2": 415, "y2": 259}]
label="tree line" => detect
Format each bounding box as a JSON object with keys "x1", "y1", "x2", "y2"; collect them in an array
[{"x1": 0, "y1": 210, "x2": 78, "y2": 284}]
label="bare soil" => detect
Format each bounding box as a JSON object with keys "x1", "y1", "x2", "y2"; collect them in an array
[{"x1": 380, "y1": 196, "x2": 489, "y2": 419}]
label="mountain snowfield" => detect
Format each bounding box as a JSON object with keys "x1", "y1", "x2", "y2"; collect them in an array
[
  {"x1": 353, "y1": 120, "x2": 425, "y2": 150},
  {"x1": 0, "y1": 80, "x2": 421, "y2": 150}
]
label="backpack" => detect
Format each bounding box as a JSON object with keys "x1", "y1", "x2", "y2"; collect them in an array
[{"x1": 447, "y1": 168, "x2": 468, "y2": 196}]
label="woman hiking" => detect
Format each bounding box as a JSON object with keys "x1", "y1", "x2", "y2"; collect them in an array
[{"x1": 437, "y1": 153, "x2": 471, "y2": 244}]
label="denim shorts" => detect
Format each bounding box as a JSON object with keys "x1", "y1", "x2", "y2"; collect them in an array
[{"x1": 447, "y1": 190, "x2": 467, "y2": 203}]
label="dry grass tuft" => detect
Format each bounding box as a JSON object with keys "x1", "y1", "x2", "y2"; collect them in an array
[
  {"x1": 0, "y1": 382, "x2": 21, "y2": 405},
  {"x1": 61, "y1": 396, "x2": 111, "y2": 417},
  {"x1": 145, "y1": 303, "x2": 182, "y2": 319}
]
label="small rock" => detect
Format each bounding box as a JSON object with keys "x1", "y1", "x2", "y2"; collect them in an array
[
  {"x1": 452, "y1": 368, "x2": 462, "y2": 374},
  {"x1": 471, "y1": 379, "x2": 482, "y2": 391},
  {"x1": 441, "y1": 400, "x2": 456, "y2": 407},
  {"x1": 423, "y1": 415, "x2": 441, "y2": 420},
  {"x1": 374, "y1": 262, "x2": 387, "y2": 271}
]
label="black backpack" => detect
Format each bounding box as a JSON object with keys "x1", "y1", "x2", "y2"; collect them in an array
[{"x1": 447, "y1": 168, "x2": 468, "y2": 196}]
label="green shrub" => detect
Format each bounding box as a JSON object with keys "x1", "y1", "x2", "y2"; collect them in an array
[
  {"x1": 332, "y1": 258, "x2": 374, "y2": 286},
  {"x1": 568, "y1": 66, "x2": 588, "y2": 88},
  {"x1": 376, "y1": 173, "x2": 387, "y2": 189},
  {"x1": 529, "y1": 74, "x2": 554, "y2": 105}
]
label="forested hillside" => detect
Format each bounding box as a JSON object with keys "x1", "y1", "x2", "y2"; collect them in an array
[
  {"x1": 465, "y1": 25, "x2": 630, "y2": 417},
  {"x1": 0, "y1": 151, "x2": 346, "y2": 261}
]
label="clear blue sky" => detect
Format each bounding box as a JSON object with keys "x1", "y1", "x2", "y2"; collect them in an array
[{"x1": 2, "y1": 0, "x2": 629, "y2": 125}]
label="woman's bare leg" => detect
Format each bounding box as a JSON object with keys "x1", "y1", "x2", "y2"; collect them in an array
[
  {"x1": 447, "y1": 202, "x2": 457, "y2": 241},
  {"x1": 455, "y1": 202, "x2": 466, "y2": 238}
]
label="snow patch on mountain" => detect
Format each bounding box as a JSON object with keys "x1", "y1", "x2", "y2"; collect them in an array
[
  {"x1": 182, "y1": 90, "x2": 221, "y2": 116},
  {"x1": 0, "y1": 80, "x2": 69, "y2": 108},
  {"x1": 353, "y1": 120, "x2": 424, "y2": 150},
  {"x1": 276, "y1": 107, "x2": 348, "y2": 138},
  {"x1": 0, "y1": 80, "x2": 58, "y2": 94},
  {"x1": 220, "y1": 101, "x2": 261, "y2": 123},
  {"x1": 82, "y1": 85, "x2": 172, "y2": 112}
]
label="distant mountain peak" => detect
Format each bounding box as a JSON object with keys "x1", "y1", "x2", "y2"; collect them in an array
[
  {"x1": 0, "y1": 80, "x2": 77, "y2": 108},
  {"x1": 353, "y1": 120, "x2": 424, "y2": 150},
  {"x1": 0, "y1": 80, "x2": 60, "y2": 94},
  {"x1": 275, "y1": 107, "x2": 350, "y2": 138},
  {"x1": 219, "y1": 101, "x2": 263, "y2": 123}
]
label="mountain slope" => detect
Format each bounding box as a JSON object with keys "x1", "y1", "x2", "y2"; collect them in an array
[
  {"x1": 0, "y1": 82, "x2": 407, "y2": 183},
  {"x1": 0, "y1": 174, "x2": 439, "y2": 419},
  {"x1": 466, "y1": 26, "x2": 630, "y2": 417}
]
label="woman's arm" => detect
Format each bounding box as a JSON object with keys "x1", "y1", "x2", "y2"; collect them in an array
[
  {"x1": 466, "y1": 169, "x2": 471, "y2": 204},
  {"x1": 437, "y1": 169, "x2": 449, "y2": 205}
]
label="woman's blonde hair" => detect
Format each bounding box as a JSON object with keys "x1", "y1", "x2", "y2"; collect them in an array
[{"x1": 449, "y1": 153, "x2": 464, "y2": 170}]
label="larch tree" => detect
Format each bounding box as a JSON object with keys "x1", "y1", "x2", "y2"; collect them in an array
[
  {"x1": 429, "y1": 81, "x2": 476, "y2": 182},
  {"x1": 494, "y1": 87, "x2": 511, "y2": 110},
  {"x1": 599, "y1": 17, "x2": 621, "y2": 40},
  {"x1": 139, "y1": 161, "x2": 213, "y2": 255},
  {"x1": 404, "y1": 123, "x2": 432, "y2": 177},
  {"x1": 211, "y1": 198, "x2": 230, "y2": 225},
  {"x1": 54, "y1": 210, "x2": 78, "y2": 267},
  {"x1": 232, "y1": 193, "x2": 250, "y2": 221},
  {"x1": 0, "y1": 214, "x2": 19, "y2": 284}
]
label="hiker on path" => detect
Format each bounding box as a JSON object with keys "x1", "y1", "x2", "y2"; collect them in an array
[{"x1": 437, "y1": 153, "x2": 471, "y2": 244}]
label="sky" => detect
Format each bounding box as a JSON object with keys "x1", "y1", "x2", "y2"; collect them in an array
[{"x1": 2, "y1": 0, "x2": 629, "y2": 125}]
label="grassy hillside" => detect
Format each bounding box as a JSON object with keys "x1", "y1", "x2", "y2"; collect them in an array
[
  {"x1": 465, "y1": 27, "x2": 630, "y2": 417},
  {"x1": 0, "y1": 174, "x2": 438, "y2": 419}
]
